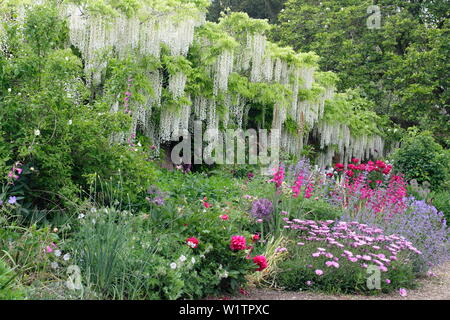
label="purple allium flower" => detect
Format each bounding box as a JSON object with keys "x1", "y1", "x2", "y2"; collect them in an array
[
  {"x1": 250, "y1": 198, "x2": 274, "y2": 221},
  {"x1": 152, "y1": 196, "x2": 165, "y2": 206}
]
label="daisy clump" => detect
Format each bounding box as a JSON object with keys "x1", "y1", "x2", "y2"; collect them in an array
[{"x1": 275, "y1": 219, "x2": 421, "y2": 294}]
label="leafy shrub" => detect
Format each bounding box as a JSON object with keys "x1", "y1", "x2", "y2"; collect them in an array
[
  {"x1": 68, "y1": 203, "x2": 257, "y2": 299},
  {"x1": 298, "y1": 198, "x2": 342, "y2": 221},
  {"x1": 392, "y1": 130, "x2": 450, "y2": 190}
]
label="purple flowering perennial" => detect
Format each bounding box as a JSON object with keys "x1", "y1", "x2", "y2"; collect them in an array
[{"x1": 250, "y1": 198, "x2": 274, "y2": 221}]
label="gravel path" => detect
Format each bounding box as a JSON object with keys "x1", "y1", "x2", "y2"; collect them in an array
[{"x1": 234, "y1": 262, "x2": 450, "y2": 300}]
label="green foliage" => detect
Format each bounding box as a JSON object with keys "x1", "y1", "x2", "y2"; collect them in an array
[
  {"x1": 207, "y1": 0, "x2": 287, "y2": 23},
  {"x1": 392, "y1": 130, "x2": 450, "y2": 190},
  {"x1": 0, "y1": 258, "x2": 25, "y2": 300},
  {"x1": 430, "y1": 190, "x2": 450, "y2": 225},
  {"x1": 218, "y1": 11, "x2": 272, "y2": 35}
]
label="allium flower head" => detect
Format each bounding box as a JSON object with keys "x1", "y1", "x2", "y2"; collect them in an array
[{"x1": 250, "y1": 198, "x2": 273, "y2": 221}]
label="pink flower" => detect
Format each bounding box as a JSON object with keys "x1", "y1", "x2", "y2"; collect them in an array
[
  {"x1": 306, "y1": 280, "x2": 313, "y2": 286},
  {"x1": 315, "y1": 269, "x2": 324, "y2": 276},
  {"x1": 253, "y1": 255, "x2": 268, "y2": 271},
  {"x1": 252, "y1": 234, "x2": 260, "y2": 242},
  {"x1": 270, "y1": 166, "x2": 285, "y2": 189},
  {"x1": 220, "y1": 214, "x2": 229, "y2": 221},
  {"x1": 230, "y1": 235, "x2": 247, "y2": 251},
  {"x1": 399, "y1": 288, "x2": 408, "y2": 297},
  {"x1": 46, "y1": 246, "x2": 53, "y2": 253},
  {"x1": 202, "y1": 197, "x2": 211, "y2": 208},
  {"x1": 385, "y1": 279, "x2": 391, "y2": 284},
  {"x1": 186, "y1": 237, "x2": 199, "y2": 248}
]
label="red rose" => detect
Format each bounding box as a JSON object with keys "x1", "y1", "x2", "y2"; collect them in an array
[
  {"x1": 230, "y1": 235, "x2": 247, "y2": 251},
  {"x1": 335, "y1": 163, "x2": 344, "y2": 169},
  {"x1": 346, "y1": 170, "x2": 354, "y2": 177},
  {"x1": 186, "y1": 237, "x2": 199, "y2": 248},
  {"x1": 220, "y1": 214, "x2": 229, "y2": 221},
  {"x1": 252, "y1": 234, "x2": 260, "y2": 242},
  {"x1": 376, "y1": 160, "x2": 386, "y2": 169},
  {"x1": 348, "y1": 164, "x2": 356, "y2": 170},
  {"x1": 202, "y1": 197, "x2": 211, "y2": 208},
  {"x1": 352, "y1": 158, "x2": 360, "y2": 164},
  {"x1": 253, "y1": 255, "x2": 268, "y2": 271}
]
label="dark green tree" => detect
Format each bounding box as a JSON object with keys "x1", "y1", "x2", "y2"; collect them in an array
[
  {"x1": 207, "y1": 0, "x2": 287, "y2": 22},
  {"x1": 274, "y1": 0, "x2": 450, "y2": 146}
]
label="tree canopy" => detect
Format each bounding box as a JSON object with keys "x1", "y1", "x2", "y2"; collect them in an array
[{"x1": 273, "y1": 0, "x2": 449, "y2": 147}]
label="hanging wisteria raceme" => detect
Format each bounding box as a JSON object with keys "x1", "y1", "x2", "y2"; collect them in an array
[
  {"x1": 193, "y1": 96, "x2": 209, "y2": 121},
  {"x1": 299, "y1": 67, "x2": 315, "y2": 89},
  {"x1": 213, "y1": 50, "x2": 234, "y2": 95},
  {"x1": 249, "y1": 33, "x2": 266, "y2": 83},
  {"x1": 273, "y1": 58, "x2": 283, "y2": 83},
  {"x1": 168, "y1": 71, "x2": 188, "y2": 99}
]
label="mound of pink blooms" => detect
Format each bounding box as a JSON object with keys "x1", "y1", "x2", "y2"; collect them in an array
[{"x1": 283, "y1": 219, "x2": 421, "y2": 275}]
